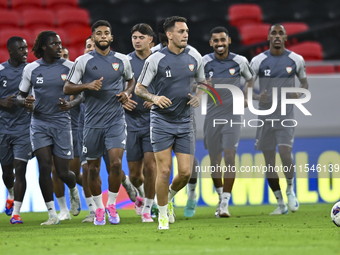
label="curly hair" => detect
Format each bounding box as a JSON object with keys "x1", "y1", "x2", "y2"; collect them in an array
[{"x1": 32, "y1": 31, "x2": 57, "y2": 58}]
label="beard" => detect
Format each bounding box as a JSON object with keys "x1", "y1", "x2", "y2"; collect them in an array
[{"x1": 95, "y1": 40, "x2": 111, "y2": 51}]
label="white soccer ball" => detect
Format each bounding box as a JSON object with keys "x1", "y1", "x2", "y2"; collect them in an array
[{"x1": 331, "y1": 202, "x2": 340, "y2": 227}]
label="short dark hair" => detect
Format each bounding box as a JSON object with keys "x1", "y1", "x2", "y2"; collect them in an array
[
  {"x1": 32, "y1": 31, "x2": 58, "y2": 58},
  {"x1": 131, "y1": 23, "x2": 153, "y2": 36},
  {"x1": 84, "y1": 35, "x2": 92, "y2": 47},
  {"x1": 269, "y1": 23, "x2": 286, "y2": 34},
  {"x1": 209, "y1": 26, "x2": 229, "y2": 38},
  {"x1": 7, "y1": 36, "x2": 25, "y2": 50},
  {"x1": 156, "y1": 19, "x2": 166, "y2": 34},
  {"x1": 91, "y1": 20, "x2": 112, "y2": 33},
  {"x1": 151, "y1": 32, "x2": 158, "y2": 44},
  {"x1": 163, "y1": 16, "x2": 187, "y2": 33}
]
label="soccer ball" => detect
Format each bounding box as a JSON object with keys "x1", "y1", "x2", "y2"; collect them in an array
[{"x1": 331, "y1": 202, "x2": 340, "y2": 227}]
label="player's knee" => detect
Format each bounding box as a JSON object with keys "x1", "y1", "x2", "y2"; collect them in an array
[
  {"x1": 109, "y1": 158, "x2": 122, "y2": 173},
  {"x1": 129, "y1": 171, "x2": 142, "y2": 184},
  {"x1": 89, "y1": 165, "x2": 99, "y2": 179},
  {"x1": 178, "y1": 170, "x2": 191, "y2": 182},
  {"x1": 158, "y1": 167, "x2": 171, "y2": 181}
]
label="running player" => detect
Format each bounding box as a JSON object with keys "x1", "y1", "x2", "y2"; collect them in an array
[
  {"x1": 201, "y1": 26, "x2": 254, "y2": 217},
  {"x1": 64, "y1": 20, "x2": 135, "y2": 225},
  {"x1": 135, "y1": 16, "x2": 206, "y2": 230},
  {"x1": 126, "y1": 23, "x2": 156, "y2": 222},
  {"x1": 250, "y1": 24, "x2": 308, "y2": 214},
  {"x1": 17, "y1": 31, "x2": 82, "y2": 225},
  {"x1": 0, "y1": 37, "x2": 31, "y2": 224}
]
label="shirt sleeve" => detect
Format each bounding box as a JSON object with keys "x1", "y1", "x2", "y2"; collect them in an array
[
  {"x1": 19, "y1": 65, "x2": 32, "y2": 93},
  {"x1": 195, "y1": 56, "x2": 205, "y2": 83},
  {"x1": 138, "y1": 56, "x2": 158, "y2": 87},
  {"x1": 250, "y1": 57, "x2": 260, "y2": 81},
  {"x1": 67, "y1": 57, "x2": 85, "y2": 84},
  {"x1": 296, "y1": 56, "x2": 307, "y2": 79},
  {"x1": 122, "y1": 57, "x2": 134, "y2": 81},
  {"x1": 240, "y1": 57, "x2": 254, "y2": 81}
]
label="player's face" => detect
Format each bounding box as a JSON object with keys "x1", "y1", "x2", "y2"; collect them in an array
[
  {"x1": 10, "y1": 40, "x2": 28, "y2": 63},
  {"x1": 209, "y1": 32, "x2": 231, "y2": 56},
  {"x1": 61, "y1": 48, "x2": 69, "y2": 60},
  {"x1": 84, "y1": 38, "x2": 95, "y2": 53},
  {"x1": 44, "y1": 35, "x2": 62, "y2": 59},
  {"x1": 93, "y1": 26, "x2": 112, "y2": 51},
  {"x1": 268, "y1": 25, "x2": 287, "y2": 49},
  {"x1": 132, "y1": 31, "x2": 152, "y2": 51},
  {"x1": 167, "y1": 22, "x2": 188, "y2": 49}
]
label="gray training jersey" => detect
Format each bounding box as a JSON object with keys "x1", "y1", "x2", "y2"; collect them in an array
[
  {"x1": 203, "y1": 52, "x2": 254, "y2": 119},
  {"x1": 125, "y1": 51, "x2": 153, "y2": 132},
  {"x1": 19, "y1": 58, "x2": 72, "y2": 128},
  {"x1": 138, "y1": 46, "x2": 205, "y2": 127},
  {"x1": 67, "y1": 50, "x2": 133, "y2": 129},
  {"x1": 250, "y1": 49, "x2": 306, "y2": 119},
  {"x1": 0, "y1": 61, "x2": 31, "y2": 134}
]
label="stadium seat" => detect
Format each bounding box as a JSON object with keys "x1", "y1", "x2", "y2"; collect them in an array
[
  {"x1": 22, "y1": 10, "x2": 55, "y2": 30},
  {"x1": 0, "y1": 10, "x2": 20, "y2": 30},
  {"x1": 45, "y1": 0, "x2": 78, "y2": 11},
  {"x1": 32, "y1": 28, "x2": 69, "y2": 46},
  {"x1": 11, "y1": 0, "x2": 44, "y2": 11},
  {"x1": 228, "y1": 4, "x2": 262, "y2": 28},
  {"x1": 0, "y1": 0, "x2": 9, "y2": 8},
  {"x1": 239, "y1": 24, "x2": 270, "y2": 46},
  {"x1": 27, "y1": 51, "x2": 38, "y2": 63},
  {"x1": 56, "y1": 9, "x2": 90, "y2": 29},
  {"x1": 66, "y1": 46, "x2": 80, "y2": 61},
  {"x1": 0, "y1": 29, "x2": 33, "y2": 48},
  {"x1": 66, "y1": 27, "x2": 92, "y2": 48},
  {"x1": 305, "y1": 65, "x2": 335, "y2": 74},
  {"x1": 0, "y1": 49, "x2": 8, "y2": 63},
  {"x1": 288, "y1": 41, "x2": 323, "y2": 61},
  {"x1": 281, "y1": 22, "x2": 308, "y2": 36}
]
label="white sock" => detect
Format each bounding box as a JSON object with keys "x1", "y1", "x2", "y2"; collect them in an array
[
  {"x1": 168, "y1": 187, "x2": 178, "y2": 202},
  {"x1": 221, "y1": 192, "x2": 231, "y2": 206},
  {"x1": 85, "y1": 197, "x2": 96, "y2": 215},
  {"x1": 69, "y1": 186, "x2": 78, "y2": 197},
  {"x1": 57, "y1": 196, "x2": 69, "y2": 213},
  {"x1": 92, "y1": 194, "x2": 105, "y2": 209},
  {"x1": 107, "y1": 191, "x2": 118, "y2": 206},
  {"x1": 274, "y1": 190, "x2": 285, "y2": 206},
  {"x1": 8, "y1": 187, "x2": 14, "y2": 200},
  {"x1": 12, "y1": 201, "x2": 22, "y2": 216},
  {"x1": 216, "y1": 187, "x2": 223, "y2": 202},
  {"x1": 286, "y1": 178, "x2": 294, "y2": 193},
  {"x1": 187, "y1": 183, "x2": 197, "y2": 200},
  {"x1": 137, "y1": 184, "x2": 145, "y2": 198},
  {"x1": 158, "y1": 204, "x2": 167, "y2": 219},
  {"x1": 45, "y1": 201, "x2": 58, "y2": 218},
  {"x1": 153, "y1": 195, "x2": 157, "y2": 205},
  {"x1": 142, "y1": 198, "x2": 153, "y2": 215}
]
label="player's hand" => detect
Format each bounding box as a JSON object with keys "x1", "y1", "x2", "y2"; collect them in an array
[
  {"x1": 259, "y1": 90, "x2": 269, "y2": 103},
  {"x1": 290, "y1": 92, "x2": 301, "y2": 99},
  {"x1": 153, "y1": 95, "x2": 172, "y2": 109},
  {"x1": 58, "y1": 98, "x2": 72, "y2": 111},
  {"x1": 25, "y1": 95, "x2": 36, "y2": 111},
  {"x1": 87, "y1": 77, "x2": 103, "y2": 91},
  {"x1": 0, "y1": 94, "x2": 15, "y2": 108},
  {"x1": 187, "y1": 93, "x2": 200, "y2": 108},
  {"x1": 143, "y1": 101, "x2": 153, "y2": 109},
  {"x1": 117, "y1": 91, "x2": 129, "y2": 104},
  {"x1": 122, "y1": 94, "x2": 137, "y2": 111}
]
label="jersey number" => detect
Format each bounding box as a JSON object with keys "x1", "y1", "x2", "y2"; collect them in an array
[
  {"x1": 166, "y1": 70, "x2": 172, "y2": 77},
  {"x1": 264, "y1": 69, "x2": 271, "y2": 76},
  {"x1": 2, "y1": 80, "x2": 7, "y2": 87}
]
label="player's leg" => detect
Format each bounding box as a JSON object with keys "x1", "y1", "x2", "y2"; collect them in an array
[
  {"x1": 70, "y1": 157, "x2": 82, "y2": 186},
  {"x1": 81, "y1": 162, "x2": 96, "y2": 222},
  {"x1": 184, "y1": 157, "x2": 198, "y2": 217},
  {"x1": 210, "y1": 152, "x2": 223, "y2": 216},
  {"x1": 141, "y1": 151, "x2": 156, "y2": 222}
]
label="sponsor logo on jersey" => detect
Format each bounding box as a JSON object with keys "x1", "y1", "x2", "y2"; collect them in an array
[
  {"x1": 229, "y1": 68, "x2": 235, "y2": 75},
  {"x1": 286, "y1": 67, "x2": 292, "y2": 73},
  {"x1": 112, "y1": 63, "x2": 119, "y2": 71},
  {"x1": 189, "y1": 64, "x2": 194, "y2": 71},
  {"x1": 61, "y1": 74, "x2": 67, "y2": 81}
]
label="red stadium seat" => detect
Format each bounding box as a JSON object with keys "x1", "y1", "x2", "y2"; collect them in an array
[
  {"x1": 11, "y1": 0, "x2": 44, "y2": 11},
  {"x1": 288, "y1": 41, "x2": 323, "y2": 60},
  {"x1": 305, "y1": 65, "x2": 335, "y2": 74},
  {"x1": 22, "y1": 9, "x2": 55, "y2": 30},
  {"x1": 27, "y1": 51, "x2": 38, "y2": 63},
  {"x1": 239, "y1": 24, "x2": 270, "y2": 45},
  {"x1": 32, "y1": 28, "x2": 69, "y2": 45},
  {"x1": 56, "y1": 9, "x2": 90, "y2": 29},
  {"x1": 67, "y1": 46, "x2": 80, "y2": 61},
  {"x1": 0, "y1": 10, "x2": 20, "y2": 30},
  {"x1": 281, "y1": 22, "x2": 309, "y2": 36},
  {"x1": 229, "y1": 4, "x2": 262, "y2": 28},
  {"x1": 66, "y1": 26, "x2": 92, "y2": 48},
  {"x1": 0, "y1": 49, "x2": 9, "y2": 63},
  {"x1": 0, "y1": 29, "x2": 33, "y2": 48},
  {"x1": 0, "y1": 0, "x2": 9, "y2": 8},
  {"x1": 45, "y1": 0, "x2": 78, "y2": 11}
]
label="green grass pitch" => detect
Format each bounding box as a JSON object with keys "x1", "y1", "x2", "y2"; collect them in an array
[{"x1": 0, "y1": 204, "x2": 339, "y2": 255}]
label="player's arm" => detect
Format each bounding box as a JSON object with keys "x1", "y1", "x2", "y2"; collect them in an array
[
  {"x1": 249, "y1": 57, "x2": 268, "y2": 103},
  {"x1": 243, "y1": 77, "x2": 255, "y2": 107},
  {"x1": 117, "y1": 77, "x2": 135, "y2": 104},
  {"x1": 291, "y1": 57, "x2": 309, "y2": 99},
  {"x1": 135, "y1": 82, "x2": 172, "y2": 109},
  {"x1": 64, "y1": 78, "x2": 103, "y2": 95},
  {"x1": 17, "y1": 65, "x2": 35, "y2": 111},
  {"x1": 0, "y1": 94, "x2": 15, "y2": 109},
  {"x1": 291, "y1": 77, "x2": 309, "y2": 99},
  {"x1": 58, "y1": 93, "x2": 83, "y2": 111},
  {"x1": 188, "y1": 79, "x2": 207, "y2": 108}
]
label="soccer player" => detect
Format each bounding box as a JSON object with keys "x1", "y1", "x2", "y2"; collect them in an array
[
  {"x1": 151, "y1": 19, "x2": 168, "y2": 53},
  {"x1": 135, "y1": 16, "x2": 206, "y2": 230},
  {"x1": 61, "y1": 46, "x2": 69, "y2": 60},
  {"x1": 0, "y1": 37, "x2": 31, "y2": 224},
  {"x1": 200, "y1": 26, "x2": 255, "y2": 217},
  {"x1": 125, "y1": 23, "x2": 156, "y2": 222},
  {"x1": 17, "y1": 31, "x2": 82, "y2": 225},
  {"x1": 250, "y1": 24, "x2": 308, "y2": 214},
  {"x1": 64, "y1": 20, "x2": 135, "y2": 226}
]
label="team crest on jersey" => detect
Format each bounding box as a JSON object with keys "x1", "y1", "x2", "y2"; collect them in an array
[
  {"x1": 229, "y1": 68, "x2": 235, "y2": 75},
  {"x1": 286, "y1": 67, "x2": 292, "y2": 73},
  {"x1": 189, "y1": 64, "x2": 194, "y2": 71},
  {"x1": 112, "y1": 63, "x2": 119, "y2": 71},
  {"x1": 61, "y1": 74, "x2": 67, "y2": 81}
]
